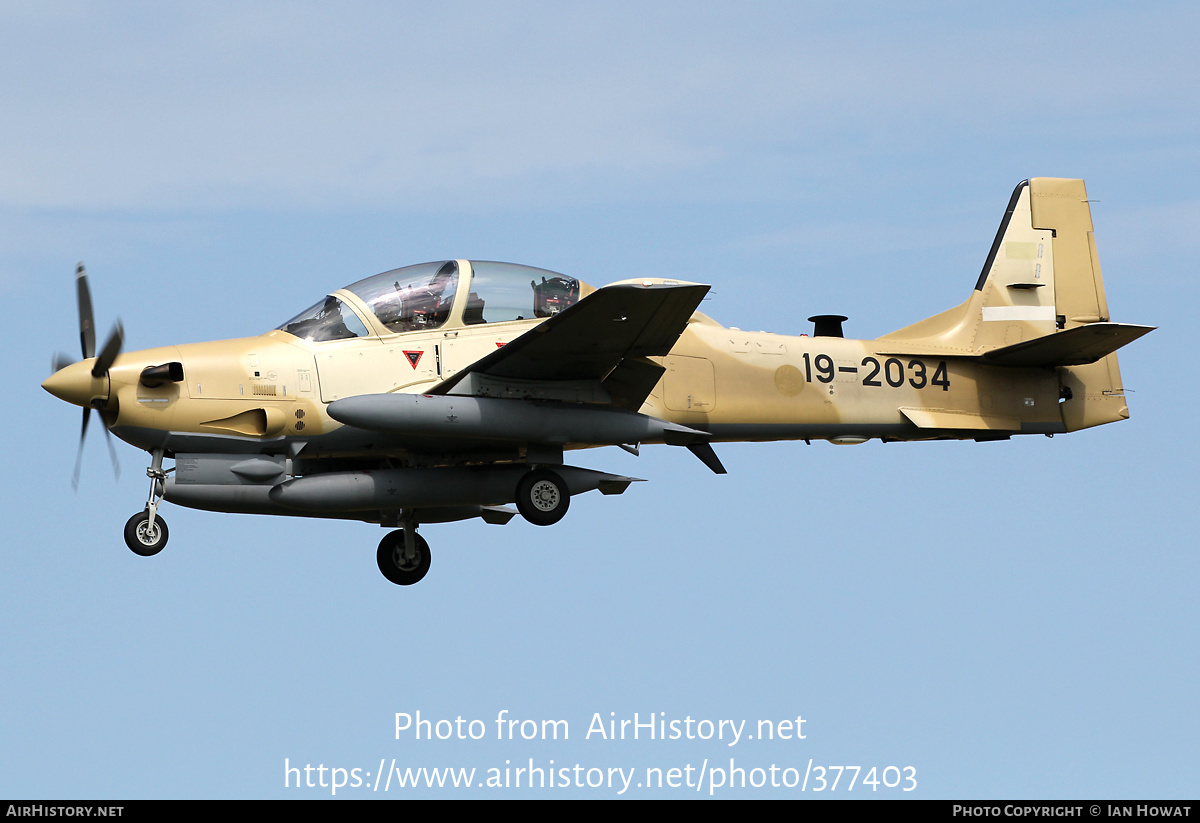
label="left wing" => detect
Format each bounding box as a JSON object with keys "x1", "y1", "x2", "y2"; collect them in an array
[
  {"x1": 332, "y1": 280, "x2": 728, "y2": 473},
  {"x1": 431, "y1": 281, "x2": 709, "y2": 409}
]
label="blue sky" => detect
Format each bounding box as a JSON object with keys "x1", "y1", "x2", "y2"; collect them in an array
[{"x1": 2, "y1": 2, "x2": 1196, "y2": 798}]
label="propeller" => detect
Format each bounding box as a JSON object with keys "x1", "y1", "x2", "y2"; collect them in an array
[
  {"x1": 51, "y1": 351, "x2": 75, "y2": 373},
  {"x1": 52, "y1": 263, "x2": 124, "y2": 489}
]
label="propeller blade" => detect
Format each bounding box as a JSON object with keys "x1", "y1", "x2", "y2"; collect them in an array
[
  {"x1": 91, "y1": 320, "x2": 124, "y2": 378},
  {"x1": 76, "y1": 263, "x2": 96, "y2": 360},
  {"x1": 72, "y1": 406, "x2": 90, "y2": 491},
  {"x1": 51, "y1": 351, "x2": 76, "y2": 373},
  {"x1": 101, "y1": 423, "x2": 121, "y2": 480},
  {"x1": 63, "y1": 265, "x2": 124, "y2": 489}
]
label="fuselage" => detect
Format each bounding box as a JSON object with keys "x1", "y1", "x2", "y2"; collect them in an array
[
  {"x1": 43, "y1": 259, "x2": 1072, "y2": 466},
  {"x1": 39, "y1": 180, "x2": 1146, "y2": 585}
]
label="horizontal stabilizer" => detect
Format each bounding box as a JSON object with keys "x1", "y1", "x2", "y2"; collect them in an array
[{"x1": 982, "y1": 323, "x2": 1154, "y2": 368}]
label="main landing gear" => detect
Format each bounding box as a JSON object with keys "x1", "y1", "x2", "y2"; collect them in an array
[
  {"x1": 515, "y1": 468, "x2": 569, "y2": 526},
  {"x1": 374, "y1": 467, "x2": 571, "y2": 585},
  {"x1": 124, "y1": 448, "x2": 169, "y2": 557},
  {"x1": 377, "y1": 528, "x2": 431, "y2": 586}
]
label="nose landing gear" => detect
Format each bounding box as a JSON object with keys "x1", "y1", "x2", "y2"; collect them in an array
[{"x1": 124, "y1": 448, "x2": 170, "y2": 557}]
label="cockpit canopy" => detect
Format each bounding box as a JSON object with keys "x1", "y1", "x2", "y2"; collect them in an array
[{"x1": 277, "y1": 260, "x2": 586, "y2": 342}]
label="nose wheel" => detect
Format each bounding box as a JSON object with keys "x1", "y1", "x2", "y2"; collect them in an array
[
  {"x1": 377, "y1": 528, "x2": 431, "y2": 585},
  {"x1": 124, "y1": 509, "x2": 169, "y2": 556}
]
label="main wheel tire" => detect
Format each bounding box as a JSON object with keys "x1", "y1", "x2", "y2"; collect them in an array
[
  {"x1": 376, "y1": 530, "x2": 431, "y2": 586},
  {"x1": 516, "y1": 469, "x2": 569, "y2": 526},
  {"x1": 124, "y1": 510, "x2": 169, "y2": 557}
]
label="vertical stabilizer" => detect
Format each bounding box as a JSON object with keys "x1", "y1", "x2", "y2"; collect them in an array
[
  {"x1": 882, "y1": 179, "x2": 1058, "y2": 352},
  {"x1": 879, "y1": 178, "x2": 1133, "y2": 429}
]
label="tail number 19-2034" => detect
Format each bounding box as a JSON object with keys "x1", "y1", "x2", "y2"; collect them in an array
[{"x1": 801, "y1": 353, "x2": 950, "y2": 391}]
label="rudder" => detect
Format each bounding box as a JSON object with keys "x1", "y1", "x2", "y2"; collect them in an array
[{"x1": 1027, "y1": 178, "x2": 1129, "y2": 431}]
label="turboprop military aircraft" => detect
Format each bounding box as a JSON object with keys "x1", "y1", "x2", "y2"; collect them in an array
[{"x1": 43, "y1": 178, "x2": 1152, "y2": 586}]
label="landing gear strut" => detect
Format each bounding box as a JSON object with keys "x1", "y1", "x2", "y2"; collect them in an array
[
  {"x1": 377, "y1": 527, "x2": 431, "y2": 585},
  {"x1": 124, "y1": 448, "x2": 169, "y2": 557}
]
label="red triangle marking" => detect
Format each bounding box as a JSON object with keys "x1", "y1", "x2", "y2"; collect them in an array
[{"x1": 403, "y1": 350, "x2": 423, "y2": 368}]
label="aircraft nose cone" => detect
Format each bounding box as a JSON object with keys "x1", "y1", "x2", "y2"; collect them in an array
[{"x1": 42, "y1": 359, "x2": 106, "y2": 408}]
